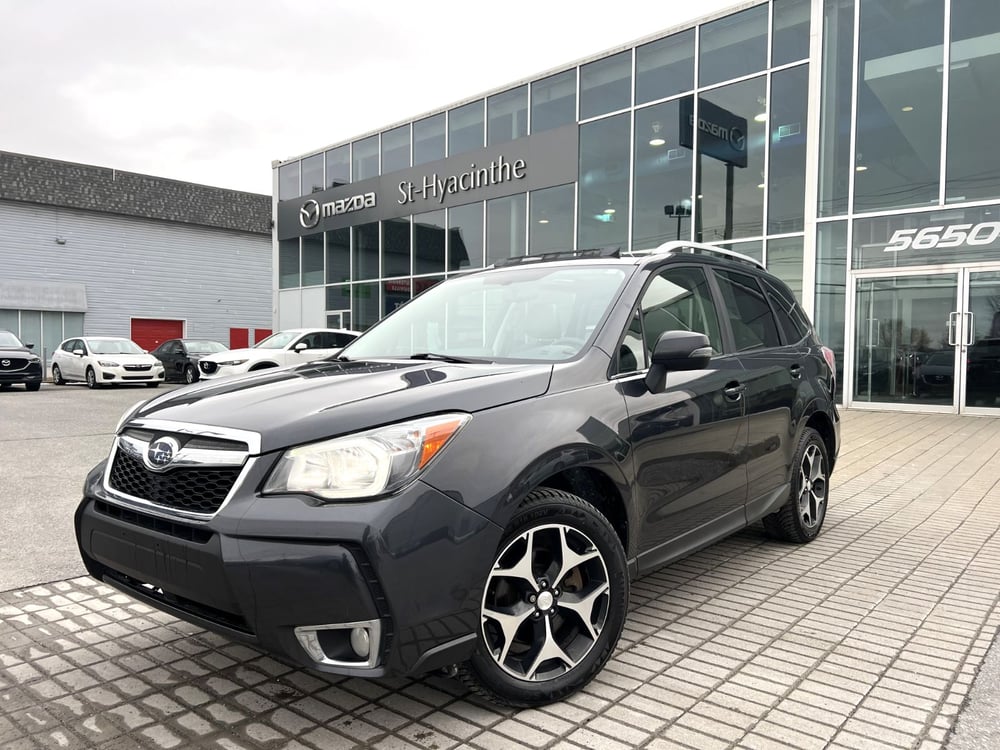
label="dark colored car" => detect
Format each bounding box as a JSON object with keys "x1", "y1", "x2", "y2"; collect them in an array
[
  {"x1": 150, "y1": 339, "x2": 228, "y2": 384},
  {"x1": 913, "y1": 350, "x2": 954, "y2": 397},
  {"x1": 0, "y1": 329, "x2": 43, "y2": 391},
  {"x1": 75, "y1": 242, "x2": 840, "y2": 707}
]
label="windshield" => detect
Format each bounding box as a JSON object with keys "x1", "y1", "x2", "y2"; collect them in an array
[
  {"x1": 186, "y1": 340, "x2": 227, "y2": 354},
  {"x1": 89, "y1": 339, "x2": 145, "y2": 355},
  {"x1": 0, "y1": 331, "x2": 24, "y2": 347},
  {"x1": 342, "y1": 265, "x2": 630, "y2": 362},
  {"x1": 254, "y1": 331, "x2": 299, "y2": 350}
]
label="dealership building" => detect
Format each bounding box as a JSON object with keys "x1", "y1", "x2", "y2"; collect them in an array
[
  {"x1": 272, "y1": 0, "x2": 1000, "y2": 414},
  {"x1": 1, "y1": 152, "x2": 273, "y2": 365}
]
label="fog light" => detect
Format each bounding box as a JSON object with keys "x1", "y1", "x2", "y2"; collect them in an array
[{"x1": 350, "y1": 627, "x2": 370, "y2": 658}]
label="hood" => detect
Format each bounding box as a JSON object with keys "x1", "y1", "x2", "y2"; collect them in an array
[
  {"x1": 130, "y1": 359, "x2": 553, "y2": 453},
  {"x1": 0, "y1": 344, "x2": 32, "y2": 355}
]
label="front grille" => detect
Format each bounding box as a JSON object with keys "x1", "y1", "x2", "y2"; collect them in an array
[
  {"x1": 124, "y1": 364, "x2": 152, "y2": 371},
  {"x1": 108, "y1": 448, "x2": 241, "y2": 515},
  {"x1": 199, "y1": 361, "x2": 218, "y2": 374},
  {"x1": 0, "y1": 357, "x2": 29, "y2": 371}
]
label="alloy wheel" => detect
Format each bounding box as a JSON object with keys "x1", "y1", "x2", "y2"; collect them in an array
[{"x1": 798, "y1": 443, "x2": 826, "y2": 529}]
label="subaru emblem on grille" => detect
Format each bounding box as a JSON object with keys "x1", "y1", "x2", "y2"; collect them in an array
[{"x1": 145, "y1": 436, "x2": 181, "y2": 471}]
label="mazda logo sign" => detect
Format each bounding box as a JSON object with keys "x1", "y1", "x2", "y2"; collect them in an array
[
  {"x1": 0, "y1": 359, "x2": 9, "y2": 367},
  {"x1": 299, "y1": 199, "x2": 321, "y2": 229},
  {"x1": 729, "y1": 127, "x2": 746, "y2": 152},
  {"x1": 145, "y1": 436, "x2": 181, "y2": 471}
]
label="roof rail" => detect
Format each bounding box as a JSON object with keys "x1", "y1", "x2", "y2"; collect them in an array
[
  {"x1": 492, "y1": 246, "x2": 621, "y2": 267},
  {"x1": 624, "y1": 240, "x2": 765, "y2": 270}
]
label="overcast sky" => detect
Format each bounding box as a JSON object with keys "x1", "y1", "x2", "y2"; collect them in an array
[{"x1": 1, "y1": 0, "x2": 741, "y2": 196}]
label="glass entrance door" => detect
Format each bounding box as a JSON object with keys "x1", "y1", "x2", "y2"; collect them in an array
[{"x1": 962, "y1": 270, "x2": 1000, "y2": 412}]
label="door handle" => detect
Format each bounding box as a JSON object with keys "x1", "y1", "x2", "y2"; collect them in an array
[
  {"x1": 965, "y1": 312, "x2": 974, "y2": 346},
  {"x1": 790, "y1": 364, "x2": 803, "y2": 379},
  {"x1": 724, "y1": 382, "x2": 746, "y2": 401},
  {"x1": 948, "y1": 312, "x2": 959, "y2": 347}
]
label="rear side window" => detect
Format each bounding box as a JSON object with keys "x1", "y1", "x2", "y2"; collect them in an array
[
  {"x1": 714, "y1": 270, "x2": 782, "y2": 351},
  {"x1": 763, "y1": 278, "x2": 811, "y2": 344}
]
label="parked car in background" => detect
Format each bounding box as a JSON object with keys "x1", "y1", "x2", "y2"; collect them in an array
[
  {"x1": 0, "y1": 329, "x2": 43, "y2": 391},
  {"x1": 912, "y1": 350, "x2": 954, "y2": 397},
  {"x1": 197, "y1": 328, "x2": 359, "y2": 380},
  {"x1": 150, "y1": 339, "x2": 227, "y2": 384},
  {"x1": 51, "y1": 337, "x2": 165, "y2": 388}
]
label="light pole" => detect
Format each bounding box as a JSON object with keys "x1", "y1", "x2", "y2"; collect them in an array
[{"x1": 664, "y1": 198, "x2": 693, "y2": 241}]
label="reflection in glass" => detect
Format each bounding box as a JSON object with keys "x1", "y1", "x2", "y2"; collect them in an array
[
  {"x1": 855, "y1": 0, "x2": 943, "y2": 212},
  {"x1": 414, "y1": 114, "x2": 446, "y2": 166},
  {"x1": 448, "y1": 203, "x2": 484, "y2": 272},
  {"x1": 632, "y1": 100, "x2": 693, "y2": 249},
  {"x1": 278, "y1": 162, "x2": 299, "y2": 200},
  {"x1": 635, "y1": 31, "x2": 694, "y2": 105},
  {"x1": 716, "y1": 239, "x2": 763, "y2": 263},
  {"x1": 580, "y1": 50, "x2": 632, "y2": 120},
  {"x1": 579, "y1": 113, "x2": 630, "y2": 249},
  {"x1": 531, "y1": 70, "x2": 576, "y2": 134},
  {"x1": 966, "y1": 271, "x2": 1000, "y2": 408},
  {"x1": 279, "y1": 238, "x2": 299, "y2": 288},
  {"x1": 382, "y1": 218, "x2": 411, "y2": 277},
  {"x1": 353, "y1": 136, "x2": 379, "y2": 182},
  {"x1": 413, "y1": 209, "x2": 446, "y2": 275},
  {"x1": 301, "y1": 154, "x2": 324, "y2": 195},
  {"x1": 699, "y1": 5, "x2": 768, "y2": 87},
  {"x1": 946, "y1": 0, "x2": 1000, "y2": 203},
  {"x1": 449, "y1": 100, "x2": 485, "y2": 156},
  {"x1": 815, "y1": 221, "x2": 847, "y2": 387},
  {"x1": 352, "y1": 222, "x2": 379, "y2": 281},
  {"x1": 818, "y1": 0, "x2": 854, "y2": 217},
  {"x1": 487, "y1": 194, "x2": 526, "y2": 265},
  {"x1": 695, "y1": 78, "x2": 766, "y2": 241},
  {"x1": 352, "y1": 283, "x2": 380, "y2": 331},
  {"x1": 302, "y1": 234, "x2": 324, "y2": 286},
  {"x1": 326, "y1": 145, "x2": 350, "y2": 188},
  {"x1": 765, "y1": 236, "x2": 804, "y2": 300},
  {"x1": 383, "y1": 278, "x2": 411, "y2": 317},
  {"x1": 768, "y1": 65, "x2": 809, "y2": 234},
  {"x1": 326, "y1": 284, "x2": 350, "y2": 312},
  {"x1": 325, "y1": 228, "x2": 350, "y2": 284},
  {"x1": 772, "y1": 0, "x2": 811, "y2": 66},
  {"x1": 488, "y1": 86, "x2": 528, "y2": 146},
  {"x1": 381, "y1": 125, "x2": 410, "y2": 174},
  {"x1": 530, "y1": 184, "x2": 575, "y2": 254}
]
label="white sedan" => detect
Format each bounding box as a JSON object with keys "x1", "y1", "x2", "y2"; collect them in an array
[
  {"x1": 51, "y1": 336, "x2": 165, "y2": 388},
  {"x1": 197, "y1": 328, "x2": 359, "y2": 380}
]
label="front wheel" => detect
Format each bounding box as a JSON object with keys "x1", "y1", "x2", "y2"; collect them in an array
[
  {"x1": 85, "y1": 367, "x2": 98, "y2": 389},
  {"x1": 763, "y1": 427, "x2": 829, "y2": 543},
  {"x1": 146, "y1": 382, "x2": 160, "y2": 388},
  {"x1": 183, "y1": 365, "x2": 197, "y2": 384},
  {"x1": 460, "y1": 489, "x2": 628, "y2": 708}
]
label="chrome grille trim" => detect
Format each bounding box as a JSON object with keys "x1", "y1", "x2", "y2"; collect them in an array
[{"x1": 118, "y1": 433, "x2": 247, "y2": 470}]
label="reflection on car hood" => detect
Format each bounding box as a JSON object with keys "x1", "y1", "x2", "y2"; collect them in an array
[
  {"x1": 131, "y1": 359, "x2": 553, "y2": 452},
  {"x1": 200, "y1": 347, "x2": 262, "y2": 362}
]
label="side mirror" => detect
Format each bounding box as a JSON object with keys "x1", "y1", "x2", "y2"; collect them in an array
[
  {"x1": 644, "y1": 330, "x2": 713, "y2": 394},
  {"x1": 73, "y1": 349, "x2": 85, "y2": 357},
  {"x1": 26, "y1": 342, "x2": 35, "y2": 350},
  {"x1": 294, "y1": 342, "x2": 308, "y2": 352}
]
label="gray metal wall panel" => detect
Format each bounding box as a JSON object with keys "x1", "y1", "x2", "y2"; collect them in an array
[{"x1": 0, "y1": 201, "x2": 272, "y2": 344}]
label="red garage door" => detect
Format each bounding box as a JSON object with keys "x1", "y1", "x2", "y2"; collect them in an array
[{"x1": 131, "y1": 319, "x2": 184, "y2": 351}]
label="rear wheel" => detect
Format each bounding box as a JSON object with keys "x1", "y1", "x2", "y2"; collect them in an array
[
  {"x1": 51, "y1": 364, "x2": 65, "y2": 385},
  {"x1": 460, "y1": 489, "x2": 628, "y2": 707},
  {"x1": 85, "y1": 367, "x2": 98, "y2": 389},
  {"x1": 763, "y1": 427, "x2": 829, "y2": 543}
]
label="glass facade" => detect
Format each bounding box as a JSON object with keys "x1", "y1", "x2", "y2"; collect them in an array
[{"x1": 273, "y1": 0, "x2": 1000, "y2": 415}]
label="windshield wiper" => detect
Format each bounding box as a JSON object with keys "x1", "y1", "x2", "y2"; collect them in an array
[{"x1": 409, "y1": 352, "x2": 490, "y2": 364}]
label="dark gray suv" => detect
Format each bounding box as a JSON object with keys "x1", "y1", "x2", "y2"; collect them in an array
[{"x1": 75, "y1": 241, "x2": 840, "y2": 707}]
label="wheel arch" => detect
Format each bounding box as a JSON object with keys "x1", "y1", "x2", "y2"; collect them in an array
[{"x1": 248, "y1": 361, "x2": 279, "y2": 371}]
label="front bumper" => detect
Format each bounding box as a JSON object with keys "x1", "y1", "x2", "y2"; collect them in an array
[
  {"x1": 0, "y1": 363, "x2": 42, "y2": 384},
  {"x1": 75, "y1": 459, "x2": 501, "y2": 677},
  {"x1": 96, "y1": 365, "x2": 165, "y2": 383}
]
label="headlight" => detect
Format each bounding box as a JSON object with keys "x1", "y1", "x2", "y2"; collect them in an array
[
  {"x1": 217, "y1": 359, "x2": 248, "y2": 367},
  {"x1": 97, "y1": 360, "x2": 119, "y2": 367},
  {"x1": 263, "y1": 413, "x2": 471, "y2": 500}
]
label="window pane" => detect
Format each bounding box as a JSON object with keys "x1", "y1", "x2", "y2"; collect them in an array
[
  {"x1": 699, "y1": 5, "x2": 769, "y2": 87},
  {"x1": 64, "y1": 312, "x2": 84, "y2": 338},
  {"x1": 946, "y1": 0, "x2": 1000, "y2": 203},
  {"x1": 278, "y1": 162, "x2": 299, "y2": 200},
  {"x1": 448, "y1": 202, "x2": 484, "y2": 272},
  {"x1": 641, "y1": 266, "x2": 724, "y2": 353},
  {"x1": 326, "y1": 145, "x2": 350, "y2": 188},
  {"x1": 383, "y1": 279, "x2": 411, "y2": 317},
  {"x1": 0, "y1": 310, "x2": 18, "y2": 334},
  {"x1": 353, "y1": 136, "x2": 379, "y2": 182},
  {"x1": 488, "y1": 86, "x2": 528, "y2": 146},
  {"x1": 765, "y1": 235, "x2": 804, "y2": 301},
  {"x1": 768, "y1": 65, "x2": 809, "y2": 234},
  {"x1": 633, "y1": 100, "x2": 693, "y2": 249},
  {"x1": 714, "y1": 269, "x2": 782, "y2": 350},
  {"x1": 19, "y1": 311, "x2": 40, "y2": 354},
  {"x1": 413, "y1": 209, "x2": 446, "y2": 274},
  {"x1": 816, "y1": 221, "x2": 847, "y2": 386},
  {"x1": 381, "y1": 125, "x2": 410, "y2": 174},
  {"x1": 580, "y1": 50, "x2": 632, "y2": 119},
  {"x1": 772, "y1": 0, "x2": 812, "y2": 66},
  {"x1": 818, "y1": 0, "x2": 854, "y2": 217},
  {"x1": 578, "y1": 113, "x2": 630, "y2": 249},
  {"x1": 382, "y1": 218, "x2": 411, "y2": 277},
  {"x1": 531, "y1": 70, "x2": 577, "y2": 134},
  {"x1": 41, "y1": 311, "x2": 62, "y2": 365},
  {"x1": 449, "y1": 100, "x2": 484, "y2": 156},
  {"x1": 717, "y1": 239, "x2": 763, "y2": 263},
  {"x1": 279, "y1": 238, "x2": 299, "y2": 288},
  {"x1": 530, "y1": 184, "x2": 575, "y2": 253},
  {"x1": 325, "y1": 228, "x2": 350, "y2": 284},
  {"x1": 352, "y1": 222, "x2": 379, "y2": 281},
  {"x1": 695, "y1": 78, "x2": 766, "y2": 241},
  {"x1": 414, "y1": 114, "x2": 446, "y2": 166},
  {"x1": 855, "y1": 0, "x2": 943, "y2": 212},
  {"x1": 352, "y1": 283, "x2": 380, "y2": 331},
  {"x1": 301, "y1": 154, "x2": 324, "y2": 195},
  {"x1": 635, "y1": 30, "x2": 695, "y2": 105},
  {"x1": 302, "y1": 234, "x2": 324, "y2": 286},
  {"x1": 487, "y1": 193, "x2": 527, "y2": 265},
  {"x1": 326, "y1": 283, "x2": 350, "y2": 312}
]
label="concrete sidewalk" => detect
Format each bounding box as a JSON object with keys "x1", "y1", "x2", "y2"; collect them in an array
[{"x1": 2, "y1": 410, "x2": 999, "y2": 749}]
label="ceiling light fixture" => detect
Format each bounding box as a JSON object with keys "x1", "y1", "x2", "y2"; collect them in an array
[
  {"x1": 649, "y1": 121, "x2": 665, "y2": 147},
  {"x1": 538, "y1": 218, "x2": 550, "y2": 224},
  {"x1": 901, "y1": 105, "x2": 914, "y2": 112}
]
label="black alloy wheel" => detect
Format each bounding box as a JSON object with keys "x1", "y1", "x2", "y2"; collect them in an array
[
  {"x1": 763, "y1": 426, "x2": 829, "y2": 543},
  {"x1": 460, "y1": 489, "x2": 628, "y2": 707},
  {"x1": 51, "y1": 364, "x2": 65, "y2": 385}
]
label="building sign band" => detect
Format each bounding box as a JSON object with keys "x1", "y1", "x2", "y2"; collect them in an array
[{"x1": 397, "y1": 156, "x2": 526, "y2": 206}]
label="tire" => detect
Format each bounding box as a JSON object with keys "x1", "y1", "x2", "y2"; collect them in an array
[
  {"x1": 85, "y1": 367, "x2": 98, "y2": 389},
  {"x1": 763, "y1": 427, "x2": 829, "y2": 543},
  {"x1": 146, "y1": 382, "x2": 159, "y2": 388},
  {"x1": 459, "y1": 489, "x2": 628, "y2": 708},
  {"x1": 183, "y1": 365, "x2": 197, "y2": 384},
  {"x1": 25, "y1": 382, "x2": 41, "y2": 391},
  {"x1": 52, "y1": 365, "x2": 65, "y2": 385}
]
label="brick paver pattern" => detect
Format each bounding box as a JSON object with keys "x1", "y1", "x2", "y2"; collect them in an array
[{"x1": 2, "y1": 410, "x2": 999, "y2": 749}]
